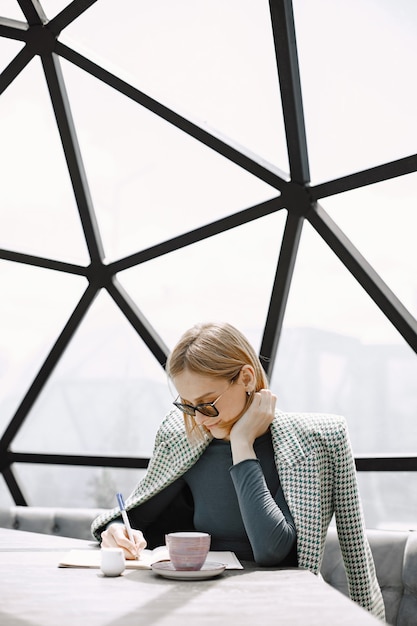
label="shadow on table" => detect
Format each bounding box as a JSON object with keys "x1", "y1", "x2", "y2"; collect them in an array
[{"x1": 102, "y1": 566, "x2": 288, "y2": 626}]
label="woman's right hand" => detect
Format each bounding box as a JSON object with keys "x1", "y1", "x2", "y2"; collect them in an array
[
  {"x1": 101, "y1": 523, "x2": 147, "y2": 560},
  {"x1": 229, "y1": 388, "x2": 277, "y2": 465}
]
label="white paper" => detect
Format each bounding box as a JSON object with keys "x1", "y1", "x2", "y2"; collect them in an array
[{"x1": 58, "y1": 548, "x2": 243, "y2": 570}]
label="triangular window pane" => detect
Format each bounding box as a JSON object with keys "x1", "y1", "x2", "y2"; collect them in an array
[
  {"x1": 0, "y1": 1, "x2": 25, "y2": 20},
  {"x1": 293, "y1": 0, "x2": 417, "y2": 183},
  {"x1": 40, "y1": 0, "x2": 73, "y2": 19},
  {"x1": 12, "y1": 290, "x2": 171, "y2": 457},
  {"x1": 0, "y1": 475, "x2": 15, "y2": 507},
  {"x1": 357, "y1": 472, "x2": 417, "y2": 531},
  {"x1": 0, "y1": 262, "x2": 87, "y2": 436},
  {"x1": 321, "y1": 173, "x2": 417, "y2": 316},
  {"x1": 0, "y1": 37, "x2": 24, "y2": 73},
  {"x1": 61, "y1": 0, "x2": 288, "y2": 170},
  {"x1": 61, "y1": 57, "x2": 279, "y2": 262},
  {"x1": 12, "y1": 464, "x2": 144, "y2": 508},
  {"x1": 0, "y1": 56, "x2": 89, "y2": 264},
  {"x1": 118, "y1": 211, "x2": 286, "y2": 351},
  {"x1": 271, "y1": 221, "x2": 417, "y2": 455}
]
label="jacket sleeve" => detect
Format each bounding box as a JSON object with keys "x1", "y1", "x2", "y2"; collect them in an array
[
  {"x1": 91, "y1": 409, "x2": 209, "y2": 542},
  {"x1": 333, "y1": 421, "x2": 385, "y2": 620},
  {"x1": 90, "y1": 423, "x2": 174, "y2": 541}
]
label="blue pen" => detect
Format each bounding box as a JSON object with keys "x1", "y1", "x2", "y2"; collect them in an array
[{"x1": 116, "y1": 492, "x2": 137, "y2": 558}]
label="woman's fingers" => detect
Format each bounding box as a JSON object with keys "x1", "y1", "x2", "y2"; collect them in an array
[
  {"x1": 251, "y1": 389, "x2": 277, "y2": 425},
  {"x1": 133, "y1": 531, "x2": 147, "y2": 554},
  {"x1": 231, "y1": 388, "x2": 277, "y2": 442},
  {"x1": 101, "y1": 524, "x2": 147, "y2": 560}
]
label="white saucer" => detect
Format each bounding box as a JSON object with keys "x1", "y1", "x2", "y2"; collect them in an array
[{"x1": 151, "y1": 561, "x2": 226, "y2": 580}]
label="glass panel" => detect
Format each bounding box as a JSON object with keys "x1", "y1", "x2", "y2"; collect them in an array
[
  {"x1": 0, "y1": 56, "x2": 89, "y2": 264},
  {"x1": 321, "y1": 173, "x2": 417, "y2": 317},
  {"x1": 357, "y1": 473, "x2": 417, "y2": 531},
  {"x1": 12, "y1": 290, "x2": 171, "y2": 457},
  {"x1": 0, "y1": 475, "x2": 15, "y2": 508},
  {"x1": 41, "y1": 0, "x2": 73, "y2": 19},
  {"x1": 271, "y1": 221, "x2": 417, "y2": 454},
  {"x1": 0, "y1": 36, "x2": 24, "y2": 74},
  {"x1": 60, "y1": 0, "x2": 288, "y2": 170},
  {"x1": 0, "y1": 0, "x2": 25, "y2": 20},
  {"x1": 0, "y1": 262, "x2": 87, "y2": 437},
  {"x1": 118, "y1": 210, "x2": 286, "y2": 351},
  {"x1": 60, "y1": 57, "x2": 278, "y2": 263},
  {"x1": 12, "y1": 464, "x2": 146, "y2": 508},
  {"x1": 293, "y1": 0, "x2": 417, "y2": 183}
]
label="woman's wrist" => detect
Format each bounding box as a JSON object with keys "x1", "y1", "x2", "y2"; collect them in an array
[{"x1": 230, "y1": 437, "x2": 256, "y2": 465}]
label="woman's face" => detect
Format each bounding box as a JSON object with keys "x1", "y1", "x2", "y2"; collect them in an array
[{"x1": 173, "y1": 369, "x2": 250, "y2": 440}]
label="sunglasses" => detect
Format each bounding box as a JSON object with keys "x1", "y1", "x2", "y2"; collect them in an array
[{"x1": 173, "y1": 384, "x2": 232, "y2": 418}]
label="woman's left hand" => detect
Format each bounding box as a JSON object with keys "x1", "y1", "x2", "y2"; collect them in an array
[{"x1": 229, "y1": 389, "x2": 276, "y2": 464}]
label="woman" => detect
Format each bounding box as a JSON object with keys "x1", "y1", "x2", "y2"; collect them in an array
[{"x1": 92, "y1": 322, "x2": 385, "y2": 620}]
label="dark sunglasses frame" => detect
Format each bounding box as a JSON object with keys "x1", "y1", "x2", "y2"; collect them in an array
[{"x1": 173, "y1": 384, "x2": 232, "y2": 417}]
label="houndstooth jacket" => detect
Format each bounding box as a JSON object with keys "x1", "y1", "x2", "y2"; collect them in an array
[{"x1": 91, "y1": 409, "x2": 385, "y2": 620}]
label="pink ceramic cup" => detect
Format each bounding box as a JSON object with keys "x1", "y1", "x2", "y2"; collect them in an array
[{"x1": 165, "y1": 532, "x2": 211, "y2": 571}]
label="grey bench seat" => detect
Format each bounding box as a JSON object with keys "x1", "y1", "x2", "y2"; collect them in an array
[
  {"x1": 0, "y1": 505, "x2": 106, "y2": 541},
  {"x1": 321, "y1": 526, "x2": 417, "y2": 626}
]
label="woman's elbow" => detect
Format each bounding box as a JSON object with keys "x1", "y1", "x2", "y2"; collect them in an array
[{"x1": 253, "y1": 540, "x2": 296, "y2": 567}]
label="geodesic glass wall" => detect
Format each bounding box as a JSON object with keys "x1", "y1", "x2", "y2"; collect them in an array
[{"x1": 1, "y1": 0, "x2": 416, "y2": 529}]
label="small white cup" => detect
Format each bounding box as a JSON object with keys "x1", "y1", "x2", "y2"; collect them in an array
[{"x1": 100, "y1": 547, "x2": 125, "y2": 577}]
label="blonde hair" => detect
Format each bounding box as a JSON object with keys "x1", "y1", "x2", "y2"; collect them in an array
[{"x1": 166, "y1": 322, "x2": 269, "y2": 443}]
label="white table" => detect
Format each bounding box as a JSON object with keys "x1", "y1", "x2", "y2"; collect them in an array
[{"x1": 0, "y1": 528, "x2": 383, "y2": 626}]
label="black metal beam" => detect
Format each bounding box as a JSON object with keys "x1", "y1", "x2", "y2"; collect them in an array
[
  {"x1": 48, "y1": 0, "x2": 99, "y2": 35},
  {"x1": 0, "y1": 249, "x2": 87, "y2": 275},
  {"x1": 308, "y1": 203, "x2": 417, "y2": 353},
  {"x1": 0, "y1": 284, "x2": 99, "y2": 451},
  {"x1": 7, "y1": 451, "x2": 417, "y2": 473},
  {"x1": 110, "y1": 196, "x2": 284, "y2": 274},
  {"x1": 269, "y1": 0, "x2": 310, "y2": 184},
  {"x1": 17, "y1": 0, "x2": 47, "y2": 25},
  {"x1": 9, "y1": 452, "x2": 149, "y2": 469},
  {"x1": 40, "y1": 52, "x2": 104, "y2": 263},
  {"x1": 260, "y1": 211, "x2": 304, "y2": 375},
  {"x1": 55, "y1": 42, "x2": 289, "y2": 193},
  {"x1": 311, "y1": 153, "x2": 417, "y2": 200},
  {"x1": 0, "y1": 17, "x2": 28, "y2": 41},
  {"x1": 355, "y1": 457, "x2": 417, "y2": 472},
  {"x1": 107, "y1": 278, "x2": 169, "y2": 367}
]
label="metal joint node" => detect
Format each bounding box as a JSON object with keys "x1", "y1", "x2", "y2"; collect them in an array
[
  {"x1": 86, "y1": 262, "x2": 113, "y2": 289},
  {"x1": 25, "y1": 24, "x2": 57, "y2": 55},
  {"x1": 281, "y1": 182, "x2": 315, "y2": 217}
]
